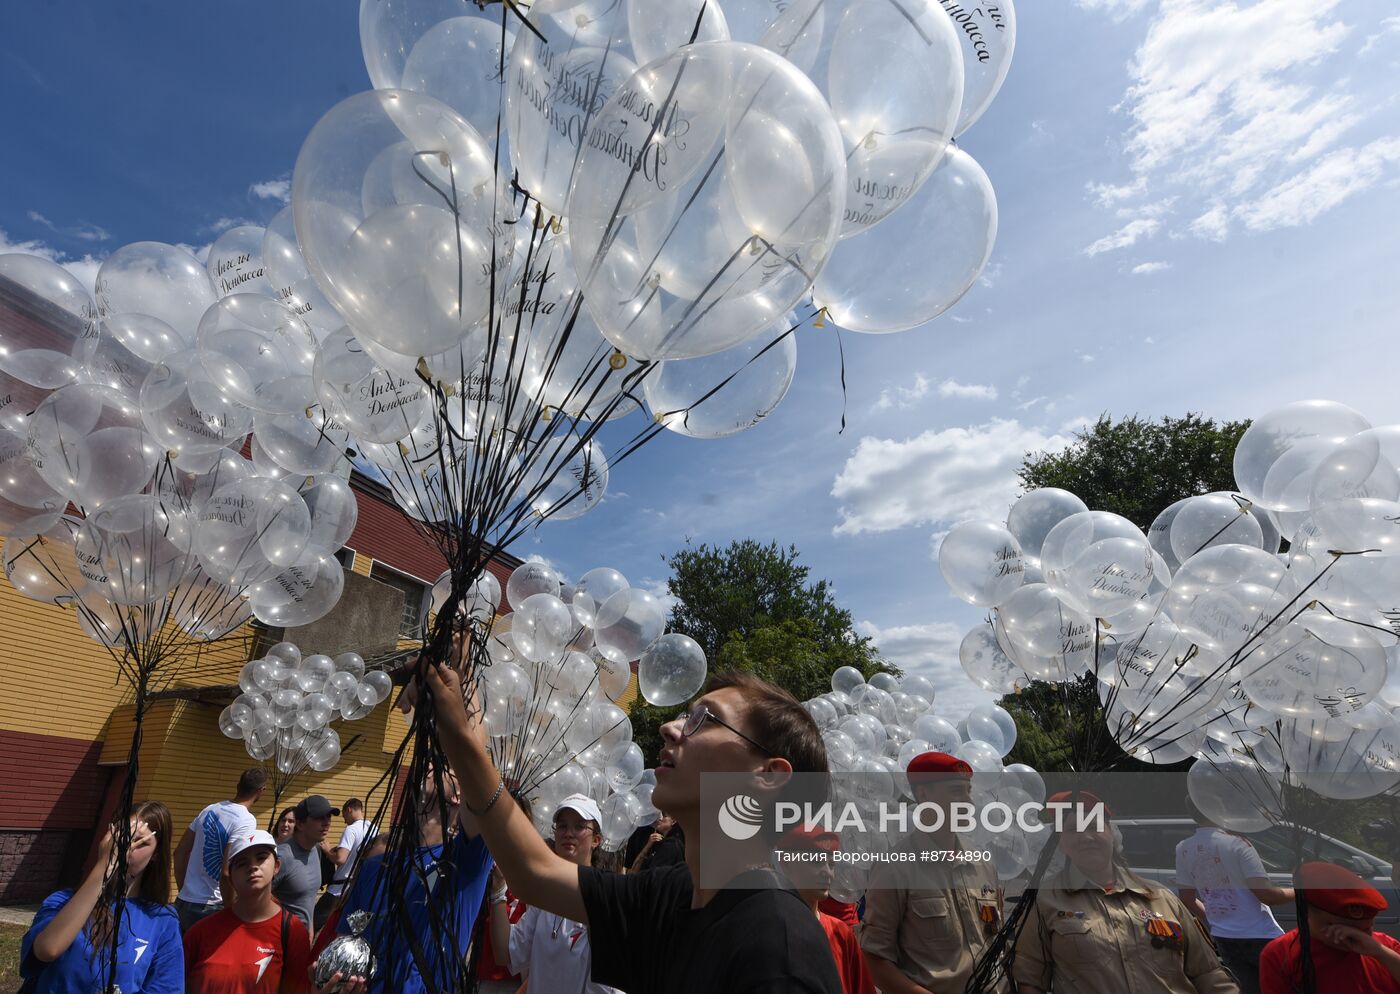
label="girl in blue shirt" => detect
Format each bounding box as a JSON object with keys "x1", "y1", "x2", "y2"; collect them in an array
[{"x1": 22, "y1": 800, "x2": 184, "y2": 994}]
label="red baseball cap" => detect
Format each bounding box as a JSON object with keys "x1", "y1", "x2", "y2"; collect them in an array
[
  {"x1": 906, "y1": 751, "x2": 973, "y2": 781},
  {"x1": 1296, "y1": 862, "x2": 1387, "y2": 918}
]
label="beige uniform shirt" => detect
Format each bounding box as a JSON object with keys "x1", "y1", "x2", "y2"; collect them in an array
[
  {"x1": 1013, "y1": 864, "x2": 1239, "y2": 994},
  {"x1": 859, "y1": 832, "x2": 1006, "y2": 994}
]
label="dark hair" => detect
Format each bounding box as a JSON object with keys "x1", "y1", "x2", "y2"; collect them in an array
[
  {"x1": 705, "y1": 671, "x2": 828, "y2": 775},
  {"x1": 275, "y1": 807, "x2": 296, "y2": 833},
  {"x1": 89, "y1": 801, "x2": 174, "y2": 960},
  {"x1": 1184, "y1": 796, "x2": 1213, "y2": 826},
  {"x1": 236, "y1": 768, "x2": 268, "y2": 798},
  {"x1": 343, "y1": 798, "x2": 364, "y2": 814}
]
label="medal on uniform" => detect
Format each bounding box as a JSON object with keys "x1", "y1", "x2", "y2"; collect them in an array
[
  {"x1": 979, "y1": 901, "x2": 1000, "y2": 937},
  {"x1": 1145, "y1": 915, "x2": 1183, "y2": 951}
]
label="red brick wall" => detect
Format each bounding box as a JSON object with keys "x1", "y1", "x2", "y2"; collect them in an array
[{"x1": 0, "y1": 730, "x2": 110, "y2": 902}]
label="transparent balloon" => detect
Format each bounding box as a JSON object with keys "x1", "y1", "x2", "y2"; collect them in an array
[
  {"x1": 194, "y1": 478, "x2": 311, "y2": 587},
  {"x1": 939, "y1": 520, "x2": 1025, "y2": 607},
  {"x1": 139, "y1": 349, "x2": 253, "y2": 456},
  {"x1": 293, "y1": 89, "x2": 506, "y2": 357},
  {"x1": 639, "y1": 632, "x2": 707, "y2": 706},
  {"x1": 1233, "y1": 401, "x2": 1371, "y2": 513},
  {"x1": 28, "y1": 383, "x2": 159, "y2": 508},
  {"x1": 95, "y1": 241, "x2": 215, "y2": 337},
  {"x1": 207, "y1": 225, "x2": 275, "y2": 298},
  {"x1": 0, "y1": 254, "x2": 94, "y2": 387},
  {"x1": 568, "y1": 42, "x2": 846, "y2": 361},
  {"x1": 813, "y1": 145, "x2": 995, "y2": 333},
  {"x1": 762, "y1": 0, "x2": 963, "y2": 236}
]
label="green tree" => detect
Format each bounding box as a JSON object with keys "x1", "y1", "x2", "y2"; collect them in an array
[
  {"x1": 629, "y1": 540, "x2": 888, "y2": 764},
  {"x1": 1018, "y1": 413, "x2": 1250, "y2": 532},
  {"x1": 1003, "y1": 413, "x2": 1250, "y2": 772}
]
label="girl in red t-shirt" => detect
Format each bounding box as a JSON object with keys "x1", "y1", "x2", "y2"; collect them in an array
[{"x1": 184, "y1": 830, "x2": 363, "y2": 994}]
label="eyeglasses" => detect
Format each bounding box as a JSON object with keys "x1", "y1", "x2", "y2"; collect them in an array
[
  {"x1": 681, "y1": 704, "x2": 770, "y2": 755},
  {"x1": 553, "y1": 821, "x2": 595, "y2": 837}
]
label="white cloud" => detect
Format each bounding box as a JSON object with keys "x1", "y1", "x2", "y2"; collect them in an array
[
  {"x1": 1143, "y1": 335, "x2": 1157, "y2": 345},
  {"x1": 0, "y1": 226, "x2": 102, "y2": 291},
  {"x1": 1074, "y1": 0, "x2": 1153, "y2": 20},
  {"x1": 206, "y1": 216, "x2": 252, "y2": 235},
  {"x1": 1084, "y1": 217, "x2": 1160, "y2": 255},
  {"x1": 1079, "y1": 353, "x2": 1096, "y2": 363},
  {"x1": 250, "y1": 178, "x2": 292, "y2": 203},
  {"x1": 1086, "y1": 0, "x2": 1400, "y2": 243},
  {"x1": 176, "y1": 241, "x2": 212, "y2": 264},
  {"x1": 873, "y1": 373, "x2": 931, "y2": 411},
  {"x1": 1360, "y1": 15, "x2": 1400, "y2": 55},
  {"x1": 1087, "y1": 177, "x2": 1148, "y2": 207},
  {"x1": 1131, "y1": 260, "x2": 1171, "y2": 274},
  {"x1": 638, "y1": 576, "x2": 679, "y2": 618},
  {"x1": 1234, "y1": 137, "x2": 1400, "y2": 230},
  {"x1": 1189, "y1": 204, "x2": 1230, "y2": 241},
  {"x1": 857, "y1": 619, "x2": 996, "y2": 716},
  {"x1": 26, "y1": 210, "x2": 110, "y2": 243},
  {"x1": 831, "y1": 418, "x2": 1076, "y2": 535},
  {"x1": 937, "y1": 379, "x2": 998, "y2": 401}
]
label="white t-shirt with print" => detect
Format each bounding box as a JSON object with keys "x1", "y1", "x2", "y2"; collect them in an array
[
  {"x1": 1175, "y1": 826, "x2": 1283, "y2": 939},
  {"x1": 178, "y1": 800, "x2": 256, "y2": 905},
  {"x1": 509, "y1": 905, "x2": 622, "y2": 994},
  {"x1": 328, "y1": 819, "x2": 376, "y2": 896}
]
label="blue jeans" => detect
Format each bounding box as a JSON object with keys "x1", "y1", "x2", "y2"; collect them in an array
[{"x1": 174, "y1": 897, "x2": 222, "y2": 933}]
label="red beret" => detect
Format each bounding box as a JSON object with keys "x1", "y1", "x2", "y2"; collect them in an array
[
  {"x1": 906, "y1": 751, "x2": 973, "y2": 780},
  {"x1": 1296, "y1": 862, "x2": 1387, "y2": 918},
  {"x1": 777, "y1": 823, "x2": 841, "y2": 852},
  {"x1": 1044, "y1": 790, "x2": 1112, "y2": 820}
]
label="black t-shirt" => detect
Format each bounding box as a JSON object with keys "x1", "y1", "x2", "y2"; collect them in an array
[
  {"x1": 624, "y1": 825, "x2": 654, "y2": 868},
  {"x1": 638, "y1": 825, "x2": 685, "y2": 871},
  {"x1": 579, "y1": 863, "x2": 842, "y2": 994}
]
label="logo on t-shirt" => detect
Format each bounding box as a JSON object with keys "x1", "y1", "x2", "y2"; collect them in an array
[
  {"x1": 254, "y1": 946, "x2": 276, "y2": 983},
  {"x1": 201, "y1": 808, "x2": 232, "y2": 881},
  {"x1": 133, "y1": 938, "x2": 149, "y2": 963}
]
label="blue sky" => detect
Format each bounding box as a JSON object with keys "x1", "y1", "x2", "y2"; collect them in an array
[{"x1": 5, "y1": 0, "x2": 1400, "y2": 715}]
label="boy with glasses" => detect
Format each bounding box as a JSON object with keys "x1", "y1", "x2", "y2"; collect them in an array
[{"x1": 421, "y1": 662, "x2": 843, "y2": 994}]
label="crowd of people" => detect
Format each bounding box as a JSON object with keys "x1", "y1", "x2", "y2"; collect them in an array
[{"x1": 18, "y1": 659, "x2": 1400, "y2": 994}]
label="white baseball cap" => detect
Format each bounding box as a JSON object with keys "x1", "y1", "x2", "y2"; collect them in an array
[
  {"x1": 554, "y1": 793, "x2": 603, "y2": 827},
  {"x1": 226, "y1": 829, "x2": 279, "y2": 864}
]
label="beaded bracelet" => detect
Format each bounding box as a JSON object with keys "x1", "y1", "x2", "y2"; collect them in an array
[{"x1": 468, "y1": 776, "x2": 506, "y2": 817}]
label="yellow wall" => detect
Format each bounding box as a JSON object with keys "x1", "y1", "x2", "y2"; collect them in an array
[{"x1": 0, "y1": 580, "x2": 138, "y2": 741}]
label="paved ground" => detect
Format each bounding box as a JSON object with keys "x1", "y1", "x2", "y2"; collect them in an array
[{"x1": 0, "y1": 907, "x2": 35, "y2": 927}]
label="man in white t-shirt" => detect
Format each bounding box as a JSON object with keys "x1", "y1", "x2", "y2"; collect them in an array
[
  {"x1": 1176, "y1": 800, "x2": 1295, "y2": 994},
  {"x1": 319, "y1": 797, "x2": 376, "y2": 930},
  {"x1": 172, "y1": 767, "x2": 267, "y2": 932}
]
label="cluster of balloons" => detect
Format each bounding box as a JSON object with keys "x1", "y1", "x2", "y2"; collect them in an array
[
  {"x1": 219, "y1": 642, "x2": 393, "y2": 777},
  {"x1": 434, "y1": 560, "x2": 708, "y2": 851},
  {"x1": 805, "y1": 666, "x2": 1045, "y2": 890},
  {"x1": 278, "y1": 0, "x2": 1011, "y2": 474},
  {"x1": 938, "y1": 400, "x2": 1400, "y2": 826},
  {"x1": 0, "y1": 250, "x2": 360, "y2": 655}
]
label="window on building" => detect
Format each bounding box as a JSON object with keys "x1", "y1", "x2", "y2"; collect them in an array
[
  {"x1": 334, "y1": 547, "x2": 355, "y2": 568},
  {"x1": 370, "y1": 563, "x2": 429, "y2": 638}
]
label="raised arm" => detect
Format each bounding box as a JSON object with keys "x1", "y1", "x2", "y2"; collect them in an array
[
  {"x1": 173, "y1": 825, "x2": 195, "y2": 891},
  {"x1": 31, "y1": 828, "x2": 123, "y2": 962},
  {"x1": 423, "y1": 662, "x2": 587, "y2": 922}
]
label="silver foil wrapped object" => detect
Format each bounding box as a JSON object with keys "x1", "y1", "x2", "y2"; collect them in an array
[{"x1": 312, "y1": 910, "x2": 376, "y2": 991}]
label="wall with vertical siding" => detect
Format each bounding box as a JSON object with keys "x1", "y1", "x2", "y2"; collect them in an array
[{"x1": 0, "y1": 475, "x2": 525, "y2": 901}]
